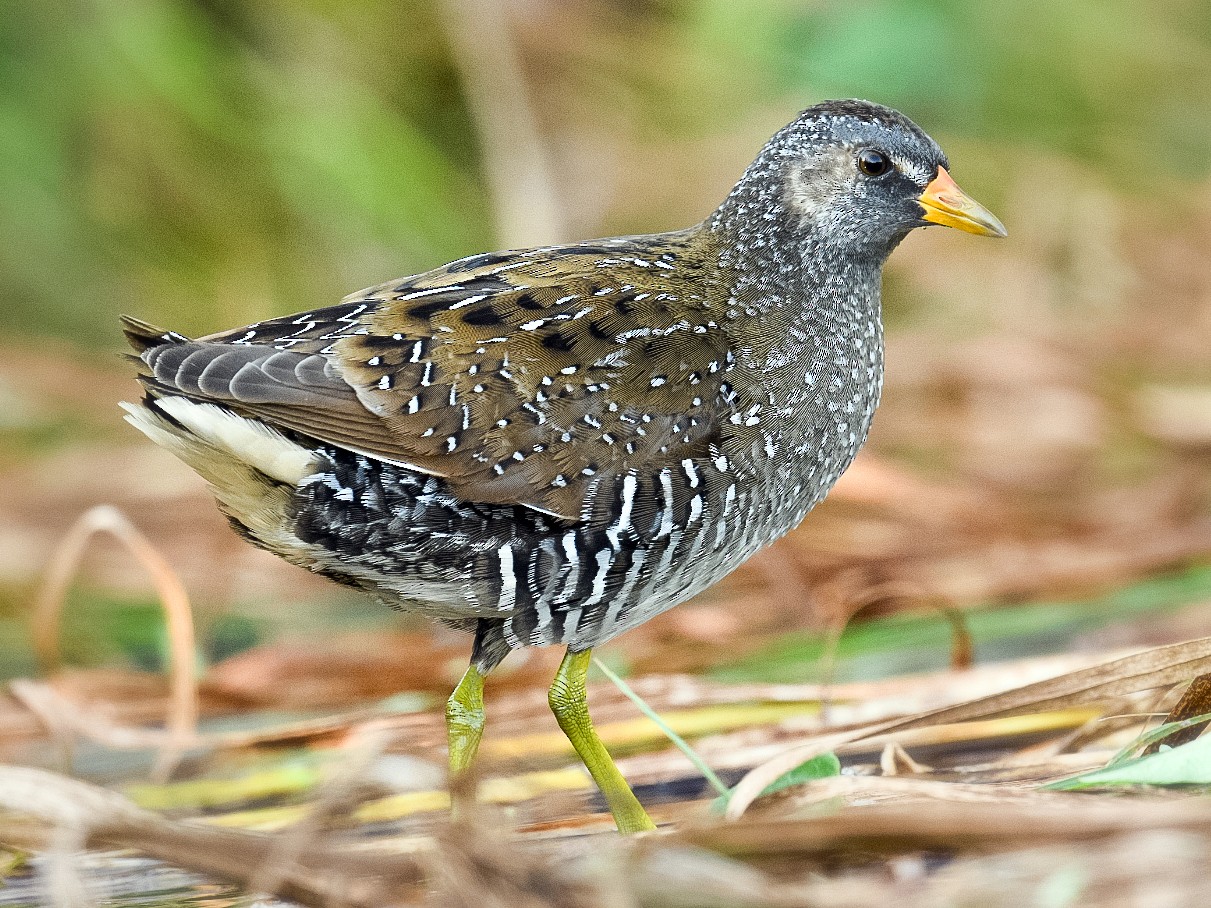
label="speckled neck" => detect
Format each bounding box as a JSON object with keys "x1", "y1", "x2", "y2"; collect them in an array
[
  {"x1": 706, "y1": 150, "x2": 888, "y2": 532},
  {"x1": 707, "y1": 159, "x2": 888, "y2": 376}
]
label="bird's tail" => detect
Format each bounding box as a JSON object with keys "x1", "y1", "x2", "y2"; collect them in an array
[{"x1": 119, "y1": 315, "x2": 191, "y2": 354}]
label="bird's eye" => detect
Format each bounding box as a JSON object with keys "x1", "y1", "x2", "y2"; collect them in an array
[{"x1": 857, "y1": 149, "x2": 891, "y2": 177}]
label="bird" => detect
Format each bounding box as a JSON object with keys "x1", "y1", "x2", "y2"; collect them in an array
[{"x1": 120, "y1": 99, "x2": 1004, "y2": 833}]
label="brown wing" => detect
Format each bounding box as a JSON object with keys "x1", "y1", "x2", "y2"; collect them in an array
[{"x1": 130, "y1": 230, "x2": 755, "y2": 520}]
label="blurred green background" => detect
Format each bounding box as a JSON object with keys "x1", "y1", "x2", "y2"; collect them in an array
[{"x1": 3, "y1": 0, "x2": 1209, "y2": 344}]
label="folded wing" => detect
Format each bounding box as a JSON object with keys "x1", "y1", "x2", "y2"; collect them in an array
[{"x1": 126, "y1": 232, "x2": 751, "y2": 521}]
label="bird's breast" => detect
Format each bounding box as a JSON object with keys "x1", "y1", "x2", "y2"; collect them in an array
[{"x1": 727, "y1": 283, "x2": 885, "y2": 537}]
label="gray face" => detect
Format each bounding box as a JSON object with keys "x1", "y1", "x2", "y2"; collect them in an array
[{"x1": 773, "y1": 101, "x2": 950, "y2": 256}]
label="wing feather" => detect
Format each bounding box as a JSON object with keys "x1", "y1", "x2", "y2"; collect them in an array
[{"x1": 127, "y1": 230, "x2": 758, "y2": 519}]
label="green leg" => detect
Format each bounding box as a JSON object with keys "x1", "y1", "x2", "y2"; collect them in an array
[
  {"x1": 549, "y1": 648, "x2": 656, "y2": 833},
  {"x1": 446, "y1": 665, "x2": 486, "y2": 776}
]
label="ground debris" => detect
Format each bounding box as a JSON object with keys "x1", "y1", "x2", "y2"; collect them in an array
[{"x1": 2, "y1": 635, "x2": 1211, "y2": 905}]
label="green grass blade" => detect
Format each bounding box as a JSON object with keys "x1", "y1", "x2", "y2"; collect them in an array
[
  {"x1": 1103, "y1": 711, "x2": 1211, "y2": 768},
  {"x1": 1046, "y1": 732, "x2": 1211, "y2": 790},
  {"x1": 592, "y1": 656, "x2": 731, "y2": 799}
]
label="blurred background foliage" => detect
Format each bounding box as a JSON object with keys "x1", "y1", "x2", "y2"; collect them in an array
[{"x1": 2, "y1": 0, "x2": 1209, "y2": 344}]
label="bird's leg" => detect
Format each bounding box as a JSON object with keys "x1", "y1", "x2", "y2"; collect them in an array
[
  {"x1": 445, "y1": 663, "x2": 486, "y2": 822},
  {"x1": 445, "y1": 621, "x2": 509, "y2": 819},
  {"x1": 549, "y1": 648, "x2": 656, "y2": 833},
  {"x1": 446, "y1": 664, "x2": 486, "y2": 776}
]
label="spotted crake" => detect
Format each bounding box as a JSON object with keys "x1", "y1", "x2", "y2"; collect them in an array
[{"x1": 122, "y1": 99, "x2": 1004, "y2": 832}]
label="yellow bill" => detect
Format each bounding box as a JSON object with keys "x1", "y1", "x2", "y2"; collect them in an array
[{"x1": 918, "y1": 167, "x2": 1007, "y2": 238}]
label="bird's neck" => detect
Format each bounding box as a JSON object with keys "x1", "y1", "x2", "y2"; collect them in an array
[
  {"x1": 705, "y1": 199, "x2": 887, "y2": 375},
  {"x1": 706, "y1": 194, "x2": 887, "y2": 521}
]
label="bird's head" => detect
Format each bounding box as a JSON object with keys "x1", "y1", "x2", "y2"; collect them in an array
[{"x1": 719, "y1": 99, "x2": 1006, "y2": 263}]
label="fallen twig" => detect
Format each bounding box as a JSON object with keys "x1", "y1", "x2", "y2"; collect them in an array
[{"x1": 30, "y1": 506, "x2": 198, "y2": 780}]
